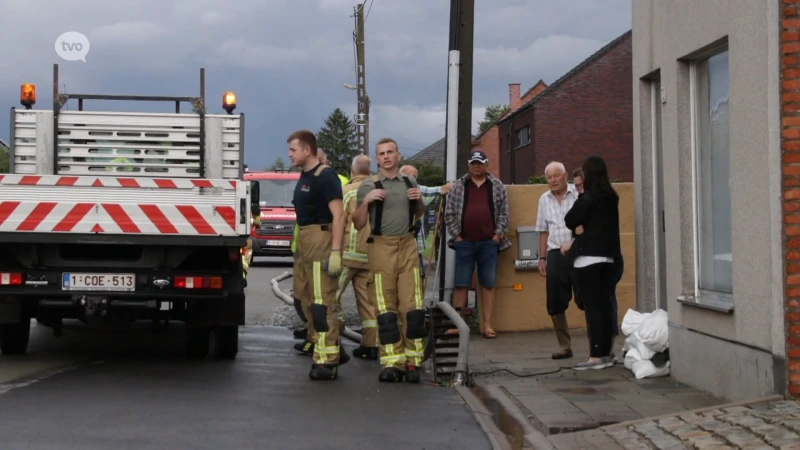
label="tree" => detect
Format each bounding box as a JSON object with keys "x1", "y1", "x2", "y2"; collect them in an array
[
  {"x1": 317, "y1": 108, "x2": 359, "y2": 175},
  {"x1": 0, "y1": 145, "x2": 8, "y2": 174},
  {"x1": 268, "y1": 157, "x2": 286, "y2": 171},
  {"x1": 402, "y1": 159, "x2": 444, "y2": 187},
  {"x1": 477, "y1": 104, "x2": 510, "y2": 135}
]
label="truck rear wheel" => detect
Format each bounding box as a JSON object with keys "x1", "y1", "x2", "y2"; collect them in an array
[
  {"x1": 214, "y1": 326, "x2": 239, "y2": 359},
  {"x1": 185, "y1": 326, "x2": 211, "y2": 359},
  {"x1": 0, "y1": 319, "x2": 31, "y2": 355}
]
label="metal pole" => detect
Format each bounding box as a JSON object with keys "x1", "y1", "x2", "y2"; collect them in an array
[
  {"x1": 455, "y1": 0, "x2": 474, "y2": 178},
  {"x1": 355, "y1": 3, "x2": 369, "y2": 155},
  {"x1": 439, "y1": 50, "x2": 460, "y2": 304}
]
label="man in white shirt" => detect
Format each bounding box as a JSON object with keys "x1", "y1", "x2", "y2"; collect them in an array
[{"x1": 534, "y1": 161, "x2": 580, "y2": 359}]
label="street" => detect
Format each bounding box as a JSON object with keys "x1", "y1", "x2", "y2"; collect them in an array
[{"x1": 0, "y1": 258, "x2": 490, "y2": 450}]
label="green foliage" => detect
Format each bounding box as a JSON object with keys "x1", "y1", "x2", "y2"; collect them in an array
[
  {"x1": 0, "y1": 150, "x2": 8, "y2": 174},
  {"x1": 317, "y1": 108, "x2": 359, "y2": 176},
  {"x1": 267, "y1": 157, "x2": 286, "y2": 171},
  {"x1": 402, "y1": 159, "x2": 444, "y2": 186},
  {"x1": 528, "y1": 175, "x2": 547, "y2": 184},
  {"x1": 477, "y1": 104, "x2": 510, "y2": 135}
]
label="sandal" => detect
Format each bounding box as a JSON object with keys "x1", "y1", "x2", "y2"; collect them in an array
[{"x1": 483, "y1": 329, "x2": 497, "y2": 339}]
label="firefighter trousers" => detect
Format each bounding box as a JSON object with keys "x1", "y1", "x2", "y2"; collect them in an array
[
  {"x1": 367, "y1": 234, "x2": 426, "y2": 370},
  {"x1": 296, "y1": 224, "x2": 342, "y2": 365},
  {"x1": 292, "y1": 249, "x2": 316, "y2": 341},
  {"x1": 337, "y1": 266, "x2": 377, "y2": 348}
]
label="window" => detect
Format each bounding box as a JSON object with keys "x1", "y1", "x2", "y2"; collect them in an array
[
  {"x1": 516, "y1": 126, "x2": 530, "y2": 147},
  {"x1": 691, "y1": 49, "x2": 732, "y2": 297},
  {"x1": 506, "y1": 134, "x2": 511, "y2": 153}
]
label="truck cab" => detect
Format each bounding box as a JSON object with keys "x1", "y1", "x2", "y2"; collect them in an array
[{"x1": 244, "y1": 170, "x2": 299, "y2": 257}]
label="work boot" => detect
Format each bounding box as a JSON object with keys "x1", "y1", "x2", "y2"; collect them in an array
[
  {"x1": 293, "y1": 328, "x2": 308, "y2": 340},
  {"x1": 352, "y1": 345, "x2": 379, "y2": 360},
  {"x1": 405, "y1": 365, "x2": 421, "y2": 384},
  {"x1": 339, "y1": 344, "x2": 351, "y2": 366},
  {"x1": 378, "y1": 367, "x2": 405, "y2": 383},
  {"x1": 294, "y1": 340, "x2": 314, "y2": 356},
  {"x1": 308, "y1": 364, "x2": 338, "y2": 381}
]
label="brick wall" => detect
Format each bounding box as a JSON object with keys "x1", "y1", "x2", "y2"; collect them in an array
[
  {"x1": 475, "y1": 82, "x2": 548, "y2": 180},
  {"x1": 782, "y1": 0, "x2": 800, "y2": 397},
  {"x1": 499, "y1": 33, "x2": 633, "y2": 183}
]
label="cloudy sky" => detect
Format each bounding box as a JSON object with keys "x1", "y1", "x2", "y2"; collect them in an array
[{"x1": 0, "y1": 0, "x2": 631, "y2": 171}]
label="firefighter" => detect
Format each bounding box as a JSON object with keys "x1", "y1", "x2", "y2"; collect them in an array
[
  {"x1": 336, "y1": 154, "x2": 378, "y2": 360},
  {"x1": 287, "y1": 129, "x2": 350, "y2": 380},
  {"x1": 291, "y1": 150, "x2": 348, "y2": 346},
  {"x1": 353, "y1": 137, "x2": 427, "y2": 383}
]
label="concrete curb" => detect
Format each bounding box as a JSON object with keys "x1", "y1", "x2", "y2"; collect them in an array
[
  {"x1": 483, "y1": 384, "x2": 556, "y2": 450},
  {"x1": 602, "y1": 394, "x2": 786, "y2": 431},
  {"x1": 455, "y1": 385, "x2": 512, "y2": 450}
]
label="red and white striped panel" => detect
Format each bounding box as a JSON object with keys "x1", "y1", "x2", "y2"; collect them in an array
[
  {"x1": 0, "y1": 201, "x2": 240, "y2": 236},
  {"x1": 0, "y1": 175, "x2": 238, "y2": 190}
]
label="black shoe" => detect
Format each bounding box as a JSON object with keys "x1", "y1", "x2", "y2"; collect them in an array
[
  {"x1": 405, "y1": 366, "x2": 421, "y2": 384},
  {"x1": 552, "y1": 350, "x2": 573, "y2": 360},
  {"x1": 339, "y1": 344, "x2": 350, "y2": 366},
  {"x1": 293, "y1": 328, "x2": 308, "y2": 340},
  {"x1": 309, "y1": 364, "x2": 338, "y2": 381},
  {"x1": 294, "y1": 340, "x2": 314, "y2": 356},
  {"x1": 378, "y1": 367, "x2": 405, "y2": 383},
  {"x1": 353, "y1": 346, "x2": 379, "y2": 360}
]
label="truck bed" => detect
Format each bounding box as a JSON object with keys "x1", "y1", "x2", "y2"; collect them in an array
[{"x1": 0, "y1": 174, "x2": 248, "y2": 244}]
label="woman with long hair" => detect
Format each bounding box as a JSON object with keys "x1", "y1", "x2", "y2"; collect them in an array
[{"x1": 561, "y1": 155, "x2": 622, "y2": 370}]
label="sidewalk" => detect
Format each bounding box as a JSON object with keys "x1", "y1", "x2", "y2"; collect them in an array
[{"x1": 468, "y1": 329, "x2": 800, "y2": 449}]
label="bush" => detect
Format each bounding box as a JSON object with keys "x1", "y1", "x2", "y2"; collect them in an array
[{"x1": 528, "y1": 175, "x2": 547, "y2": 184}]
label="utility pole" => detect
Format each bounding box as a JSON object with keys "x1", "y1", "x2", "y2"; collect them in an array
[
  {"x1": 450, "y1": 0, "x2": 474, "y2": 178},
  {"x1": 440, "y1": 0, "x2": 475, "y2": 304},
  {"x1": 354, "y1": 3, "x2": 370, "y2": 155}
]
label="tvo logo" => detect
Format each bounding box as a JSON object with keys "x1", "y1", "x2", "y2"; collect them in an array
[{"x1": 55, "y1": 31, "x2": 91, "y2": 62}]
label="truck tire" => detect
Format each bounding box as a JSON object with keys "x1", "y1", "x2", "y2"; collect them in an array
[
  {"x1": 185, "y1": 326, "x2": 211, "y2": 359},
  {"x1": 214, "y1": 326, "x2": 239, "y2": 360},
  {"x1": 0, "y1": 319, "x2": 31, "y2": 355}
]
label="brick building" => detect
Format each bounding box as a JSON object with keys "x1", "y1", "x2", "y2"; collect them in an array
[
  {"x1": 496, "y1": 30, "x2": 633, "y2": 184},
  {"x1": 470, "y1": 80, "x2": 547, "y2": 178},
  {"x1": 633, "y1": 0, "x2": 793, "y2": 401}
]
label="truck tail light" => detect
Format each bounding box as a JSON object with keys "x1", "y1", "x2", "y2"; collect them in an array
[
  {"x1": 174, "y1": 276, "x2": 223, "y2": 289},
  {"x1": 0, "y1": 272, "x2": 23, "y2": 285}
]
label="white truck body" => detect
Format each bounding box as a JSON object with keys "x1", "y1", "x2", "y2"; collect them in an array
[{"x1": 3, "y1": 109, "x2": 249, "y2": 240}]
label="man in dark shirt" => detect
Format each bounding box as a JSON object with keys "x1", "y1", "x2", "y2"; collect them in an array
[
  {"x1": 444, "y1": 150, "x2": 511, "y2": 339},
  {"x1": 288, "y1": 129, "x2": 349, "y2": 381}
]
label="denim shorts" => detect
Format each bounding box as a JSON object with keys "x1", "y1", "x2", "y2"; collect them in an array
[{"x1": 454, "y1": 239, "x2": 499, "y2": 288}]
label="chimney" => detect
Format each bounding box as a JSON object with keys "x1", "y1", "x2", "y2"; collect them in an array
[{"x1": 509, "y1": 83, "x2": 521, "y2": 111}]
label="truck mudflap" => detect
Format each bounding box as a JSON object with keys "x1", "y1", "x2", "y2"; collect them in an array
[{"x1": 0, "y1": 174, "x2": 249, "y2": 239}]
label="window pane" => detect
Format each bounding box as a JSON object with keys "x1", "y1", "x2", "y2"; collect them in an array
[{"x1": 697, "y1": 50, "x2": 732, "y2": 294}]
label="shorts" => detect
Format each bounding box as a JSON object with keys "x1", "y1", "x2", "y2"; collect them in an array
[{"x1": 454, "y1": 239, "x2": 499, "y2": 289}]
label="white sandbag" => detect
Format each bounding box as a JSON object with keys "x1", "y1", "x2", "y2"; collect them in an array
[
  {"x1": 625, "y1": 331, "x2": 656, "y2": 360},
  {"x1": 638, "y1": 309, "x2": 669, "y2": 352},
  {"x1": 623, "y1": 347, "x2": 642, "y2": 370},
  {"x1": 621, "y1": 309, "x2": 650, "y2": 336},
  {"x1": 632, "y1": 359, "x2": 670, "y2": 379}
]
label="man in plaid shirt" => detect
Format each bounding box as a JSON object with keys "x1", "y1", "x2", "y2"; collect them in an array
[{"x1": 399, "y1": 165, "x2": 452, "y2": 277}]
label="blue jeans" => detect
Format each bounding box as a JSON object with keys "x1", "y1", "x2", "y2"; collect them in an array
[{"x1": 454, "y1": 239, "x2": 499, "y2": 289}]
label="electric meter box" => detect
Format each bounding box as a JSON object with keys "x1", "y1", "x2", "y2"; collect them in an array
[{"x1": 516, "y1": 226, "x2": 540, "y2": 261}]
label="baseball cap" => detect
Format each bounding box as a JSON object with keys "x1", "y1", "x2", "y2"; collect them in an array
[{"x1": 468, "y1": 150, "x2": 488, "y2": 163}]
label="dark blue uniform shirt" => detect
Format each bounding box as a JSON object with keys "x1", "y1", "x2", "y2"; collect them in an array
[{"x1": 293, "y1": 163, "x2": 343, "y2": 226}]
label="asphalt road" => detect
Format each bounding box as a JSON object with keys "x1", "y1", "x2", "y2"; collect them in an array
[{"x1": 0, "y1": 258, "x2": 490, "y2": 450}]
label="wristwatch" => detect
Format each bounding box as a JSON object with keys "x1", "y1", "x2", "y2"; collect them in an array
[{"x1": 539, "y1": 256, "x2": 546, "y2": 261}]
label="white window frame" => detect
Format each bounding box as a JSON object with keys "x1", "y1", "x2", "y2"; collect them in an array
[{"x1": 688, "y1": 44, "x2": 733, "y2": 305}]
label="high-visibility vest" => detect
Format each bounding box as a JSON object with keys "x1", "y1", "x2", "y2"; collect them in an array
[{"x1": 107, "y1": 157, "x2": 135, "y2": 172}]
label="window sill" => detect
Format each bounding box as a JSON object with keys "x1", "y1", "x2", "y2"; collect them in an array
[{"x1": 677, "y1": 294, "x2": 734, "y2": 314}]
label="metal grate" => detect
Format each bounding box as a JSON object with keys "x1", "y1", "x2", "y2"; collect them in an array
[{"x1": 12, "y1": 110, "x2": 242, "y2": 178}]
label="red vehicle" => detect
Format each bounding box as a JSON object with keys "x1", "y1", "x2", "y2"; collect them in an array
[{"x1": 244, "y1": 170, "x2": 300, "y2": 257}]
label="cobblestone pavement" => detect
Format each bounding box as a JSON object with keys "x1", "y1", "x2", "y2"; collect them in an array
[{"x1": 603, "y1": 400, "x2": 800, "y2": 449}]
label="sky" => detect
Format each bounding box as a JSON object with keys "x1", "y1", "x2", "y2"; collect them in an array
[{"x1": 0, "y1": 0, "x2": 632, "y2": 172}]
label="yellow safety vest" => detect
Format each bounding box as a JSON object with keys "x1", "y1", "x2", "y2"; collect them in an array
[{"x1": 107, "y1": 157, "x2": 135, "y2": 172}]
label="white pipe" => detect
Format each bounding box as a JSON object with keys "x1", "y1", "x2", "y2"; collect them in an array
[
  {"x1": 269, "y1": 271, "x2": 362, "y2": 343},
  {"x1": 442, "y1": 49, "x2": 460, "y2": 303}
]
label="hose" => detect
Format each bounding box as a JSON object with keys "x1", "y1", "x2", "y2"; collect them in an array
[{"x1": 269, "y1": 271, "x2": 362, "y2": 343}]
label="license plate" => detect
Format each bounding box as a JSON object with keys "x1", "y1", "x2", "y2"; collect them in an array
[
  {"x1": 62, "y1": 273, "x2": 136, "y2": 291},
  {"x1": 265, "y1": 240, "x2": 290, "y2": 247}
]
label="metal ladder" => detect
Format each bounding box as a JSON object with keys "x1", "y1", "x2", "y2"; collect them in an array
[{"x1": 427, "y1": 306, "x2": 462, "y2": 384}]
